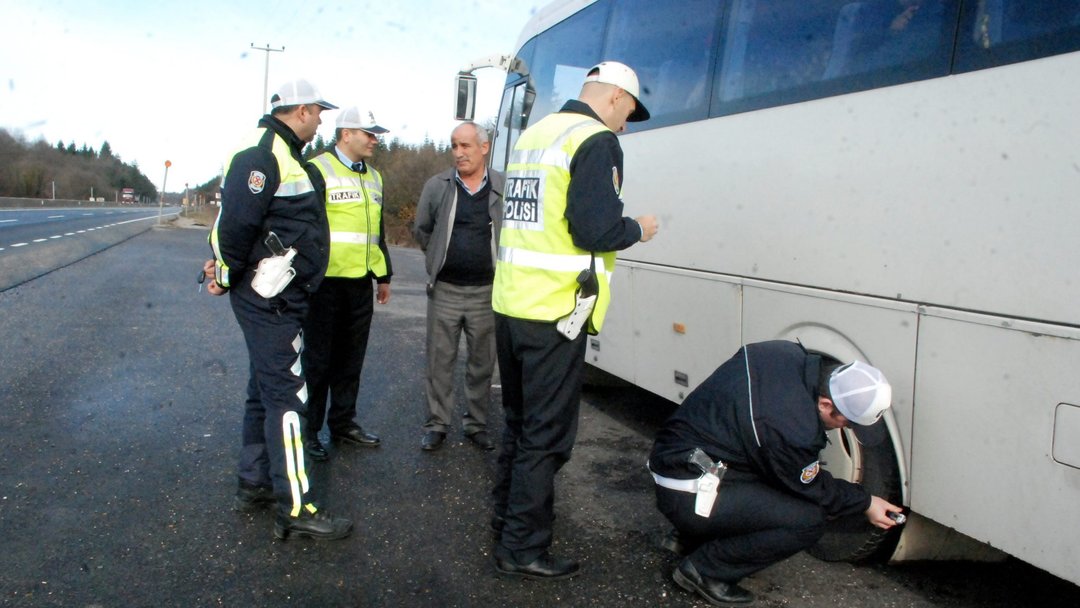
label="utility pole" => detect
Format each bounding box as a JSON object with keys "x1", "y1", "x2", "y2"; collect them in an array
[
  {"x1": 251, "y1": 43, "x2": 285, "y2": 114},
  {"x1": 158, "y1": 160, "x2": 171, "y2": 225}
]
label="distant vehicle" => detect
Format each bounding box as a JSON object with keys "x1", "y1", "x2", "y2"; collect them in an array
[{"x1": 121, "y1": 188, "x2": 135, "y2": 205}]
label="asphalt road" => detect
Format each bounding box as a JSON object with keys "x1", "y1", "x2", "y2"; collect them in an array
[
  {"x1": 0, "y1": 206, "x2": 179, "y2": 291},
  {"x1": 0, "y1": 223, "x2": 1077, "y2": 607}
]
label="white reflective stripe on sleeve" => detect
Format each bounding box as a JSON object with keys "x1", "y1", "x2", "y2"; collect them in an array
[
  {"x1": 744, "y1": 346, "x2": 762, "y2": 448},
  {"x1": 330, "y1": 231, "x2": 372, "y2": 245},
  {"x1": 275, "y1": 178, "x2": 316, "y2": 197},
  {"x1": 498, "y1": 246, "x2": 604, "y2": 274}
]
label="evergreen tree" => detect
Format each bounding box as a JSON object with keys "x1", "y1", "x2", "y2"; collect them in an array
[{"x1": 99, "y1": 141, "x2": 114, "y2": 160}]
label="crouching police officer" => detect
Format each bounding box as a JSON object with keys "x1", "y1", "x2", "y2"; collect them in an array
[
  {"x1": 204, "y1": 78, "x2": 351, "y2": 541},
  {"x1": 648, "y1": 340, "x2": 902, "y2": 605}
]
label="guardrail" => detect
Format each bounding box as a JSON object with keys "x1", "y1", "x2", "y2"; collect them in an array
[{"x1": 0, "y1": 196, "x2": 136, "y2": 209}]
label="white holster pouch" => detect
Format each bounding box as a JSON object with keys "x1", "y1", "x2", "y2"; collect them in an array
[
  {"x1": 694, "y1": 472, "x2": 721, "y2": 517},
  {"x1": 250, "y1": 248, "x2": 297, "y2": 298},
  {"x1": 648, "y1": 456, "x2": 727, "y2": 518},
  {"x1": 556, "y1": 293, "x2": 596, "y2": 341}
]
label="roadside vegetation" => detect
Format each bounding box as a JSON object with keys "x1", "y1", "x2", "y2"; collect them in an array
[{"x1": 0, "y1": 128, "x2": 157, "y2": 202}]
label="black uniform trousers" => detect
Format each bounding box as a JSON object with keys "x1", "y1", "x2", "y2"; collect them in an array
[
  {"x1": 301, "y1": 276, "x2": 375, "y2": 438},
  {"x1": 492, "y1": 313, "x2": 588, "y2": 564},
  {"x1": 656, "y1": 472, "x2": 826, "y2": 582},
  {"x1": 229, "y1": 280, "x2": 315, "y2": 515}
]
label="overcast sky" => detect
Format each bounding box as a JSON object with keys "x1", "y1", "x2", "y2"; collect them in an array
[{"x1": 1, "y1": 0, "x2": 540, "y2": 192}]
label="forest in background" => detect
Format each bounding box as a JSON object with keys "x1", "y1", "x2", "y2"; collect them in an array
[{"x1": 0, "y1": 129, "x2": 158, "y2": 202}]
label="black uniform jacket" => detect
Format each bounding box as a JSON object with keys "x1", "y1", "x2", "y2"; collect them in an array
[
  {"x1": 649, "y1": 340, "x2": 871, "y2": 518},
  {"x1": 217, "y1": 115, "x2": 330, "y2": 293}
]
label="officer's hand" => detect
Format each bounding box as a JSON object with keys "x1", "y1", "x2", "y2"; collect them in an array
[
  {"x1": 376, "y1": 283, "x2": 391, "y2": 304},
  {"x1": 207, "y1": 280, "x2": 227, "y2": 296},
  {"x1": 635, "y1": 215, "x2": 659, "y2": 242},
  {"x1": 203, "y1": 259, "x2": 227, "y2": 296},
  {"x1": 865, "y1": 495, "x2": 903, "y2": 529}
]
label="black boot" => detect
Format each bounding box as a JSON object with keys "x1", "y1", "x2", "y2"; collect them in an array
[
  {"x1": 273, "y1": 508, "x2": 353, "y2": 541},
  {"x1": 234, "y1": 483, "x2": 275, "y2": 513},
  {"x1": 673, "y1": 558, "x2": 754, "y2": 605}
]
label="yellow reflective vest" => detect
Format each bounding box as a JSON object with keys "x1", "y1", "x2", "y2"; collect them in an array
[
  {"x1": 310, "y1": 151, "x2": 389, "y2": 279},
  {"x1": 493, "y1": 112, "x2": 618, "y2": 334}
]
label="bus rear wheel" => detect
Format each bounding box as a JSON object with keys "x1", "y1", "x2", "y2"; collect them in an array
[{"x1": 808, "y1": 426, "x2": 904, "y2": 563}]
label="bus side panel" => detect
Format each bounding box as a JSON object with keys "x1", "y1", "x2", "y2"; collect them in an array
[
  {"x1": 592, "y1": 265, "x2": 743, "y2": 403},
  {"x1": 912, "y1": 314, "x2": 1080, "y2": 585},
  {"x1": 741, "y1": 287, "x2": 918, "y2": 478}
]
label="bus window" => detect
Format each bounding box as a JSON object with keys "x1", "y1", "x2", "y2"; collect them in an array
[
  {"x1": 518, "y1": 0, "x2": 609, "y2": 127},
  {"x1": 955, "y1": 0, "x2": 1080, "y2": 72},
  {"x1": 491, "y1": 82, "x2": 532, "y2": 173},
  {"x1": 602, "y1": 0, "x2": 723, "y2": 131},
  {"x1": 712, "y1": 0, "x2": 956, "y2": 117}
]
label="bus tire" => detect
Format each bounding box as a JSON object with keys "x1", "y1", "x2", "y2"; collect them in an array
[{"x1": 807, "y1": 426, "x2": 904, "y2": 563}]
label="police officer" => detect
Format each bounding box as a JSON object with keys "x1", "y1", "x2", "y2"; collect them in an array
[
  {"x1": 648, "y1": 340, "x2": 903, "y2": 605},
  {"x1": 204, "y1": 78, "x2": 351, "y2": 540},
  {"x1": 491, "y1": 61, "x2": 659, "y2": 580},
  {"x1": 301, "y1": 106, "x2": 392, "y2": 461}
]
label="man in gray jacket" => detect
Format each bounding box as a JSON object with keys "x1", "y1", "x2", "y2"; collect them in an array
[{"x1": 412, "y1": 122, "x2": 505, "y2": 451}]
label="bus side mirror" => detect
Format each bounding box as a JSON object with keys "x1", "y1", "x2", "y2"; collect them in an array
[{"x1": 455, "y1": 72, "x2": 478, "y2": 121}]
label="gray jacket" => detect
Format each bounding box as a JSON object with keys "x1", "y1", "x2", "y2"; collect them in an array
[{"x1": 412, "y1": 168, "x2": 505, "y2": 292}]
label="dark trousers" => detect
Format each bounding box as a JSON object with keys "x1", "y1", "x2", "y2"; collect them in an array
[
  {"x1": 655, "y1": 473, "x2": 826, "y2": 582},
  {"x1": 301, "y1": 276, "x2": 374, "y2": 437},
  {"x1": 230, "y1": 281, "x2": 315, "y2": 515},
  {"x1": 492, "y1": 313, "x2": 587, "y2": 564}
]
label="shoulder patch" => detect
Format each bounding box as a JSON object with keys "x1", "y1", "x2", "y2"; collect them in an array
[
  {"x1": 248, "y1": 171, "x2": 266, "y2": 194},
  {"x1": 800, "y1": 461, "x2": 820, "y2": 484},
  {"x1": 611, "y1": 166, "x2": 621, "y2": 196}
]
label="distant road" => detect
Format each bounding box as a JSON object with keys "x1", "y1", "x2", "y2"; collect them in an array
[{"x1": 0, "y1": 206, "x2": 180, "y2": 290}]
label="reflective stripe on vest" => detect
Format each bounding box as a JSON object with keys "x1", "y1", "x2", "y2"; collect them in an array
[
  {"x1": 492, "y1": 113, "x2": 619, "y2": 332},
  {"x1": 210, "y1": 126, "x2": 316, "y2": 288},
  {"x1": 497, "y1": 246, "x2": 608, "y2": 276},
  {"x1": 310, "y1": 152, "x2": 387, "y2": 279},
  {"x1": 330, "y1": 231, "x2": 372, "y2": 245}
]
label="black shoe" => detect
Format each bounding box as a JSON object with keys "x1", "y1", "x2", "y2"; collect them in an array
[
  {"x1": 659, "y1": 528, "x2": 689, "y2": 556},
  {"x1": 673, "y1": 559, "x2": 754, "y2": 605},
  {"x1": 234, "y1": 483, "x2": 275, "y2": 513},
  {"x1": 421, "y1": 430, "x2": 446, "y2": 451},
  {"x1": 304, "y1": 438, "x2": 328, "y2": 461},
  {"x1": 332, "y1": 426, "x2": 380, "y2": 447},
  {"x1": 495, "y1": 552, "x2": 580, "y2": 580},
  {"x1": 466, "y1": 430, "x2": 495, "y2": 451},
  {"x1": 273, "y1": 509, "x2": 353, "y2": 541}
]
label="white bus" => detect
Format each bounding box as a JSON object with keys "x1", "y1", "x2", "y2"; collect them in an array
[{"x1": 457, "y1": 0, "x2": 1080, "y2": 585}]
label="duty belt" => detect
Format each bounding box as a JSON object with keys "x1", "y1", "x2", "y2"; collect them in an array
[
  {"x1": 647, "y1": 448, "x2": 728, "y2": 517},
  {"x1": 648, "y1": 463, "x2": 701, "y2": 493}
]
